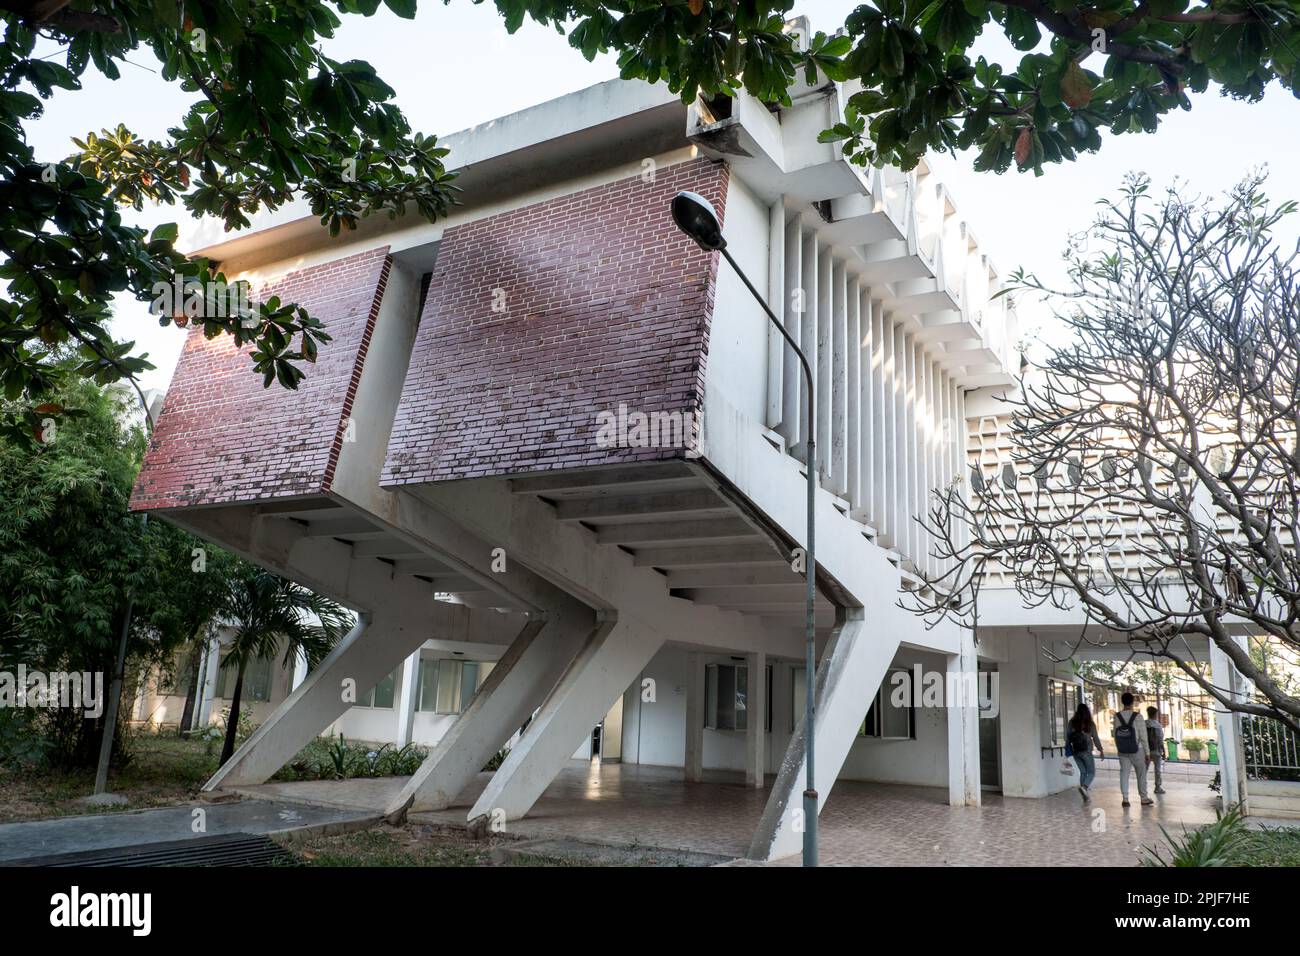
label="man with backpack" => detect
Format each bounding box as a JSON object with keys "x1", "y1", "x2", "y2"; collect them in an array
[
  {"x1": 1112, "y1": 693, "x2": 1154, "y2": 807},
  {"x1": 1146, "y1": 706, "x2": 1168, "y2": 795}
]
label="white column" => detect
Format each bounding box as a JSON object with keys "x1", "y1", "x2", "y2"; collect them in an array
[
  {"x1": 196, "y1": 637, "x2": 220, "y2": 730},
  {"x1": 946, "y1": 630, "x2": 981, "y2": 807},
  {"x1": 291, "y1": 646, "x2": 309, "y2": 692},
  {"x1": 395, "y1": 649, "x2": 421, "y2": 747},
  {"x1": 1209, "y1": 635, "x2": 1249, "y2": 811},
  {"x1": 684, "y1": 651, "x2": 705, "y2": 783},
  {"x1": 746, "y1": 650, "x2": 767, "y2": 788}
]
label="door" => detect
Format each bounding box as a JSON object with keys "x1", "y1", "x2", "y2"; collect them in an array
[{"x1": 978, "y1": 664, "x2": 1001, "y2": 791}]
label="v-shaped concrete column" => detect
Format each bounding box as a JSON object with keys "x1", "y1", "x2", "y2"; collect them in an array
[
  {"x1": 385, "y1": 598, "x2": 599, "y2": 817},
  {"x1": 748, "y1": 608, "x2": 897, "y2": 861},
  {"x1": 468, "y1": 616, "x2": 665, "y2": 825}
]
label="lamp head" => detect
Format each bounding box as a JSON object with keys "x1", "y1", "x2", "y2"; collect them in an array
[{"x1": 671, "y1": 191, "x2": 726, "y2": 251}]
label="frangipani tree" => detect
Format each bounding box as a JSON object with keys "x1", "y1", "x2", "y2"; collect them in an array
[{"x1": 909, "y1": 173, "x2": 1300, "y2": 730}]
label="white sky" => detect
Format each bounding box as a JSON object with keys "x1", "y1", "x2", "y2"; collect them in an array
[{"x1": 24, "y1": 1, "x2": 1300, "y2": 391}]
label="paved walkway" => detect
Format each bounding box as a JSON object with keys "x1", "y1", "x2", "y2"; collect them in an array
[
  {"x1": 0, "y1": 799, "x2": 378, "y2": 864},
  {"x1": 236, "y1": 760, "x2": 1226, "y2": 866}
]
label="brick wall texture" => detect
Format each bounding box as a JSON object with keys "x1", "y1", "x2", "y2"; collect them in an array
[
  {"x1": 381, "y1": 156, "x2": 729, "y2": 485},
  {"x1": 130, "y1": 246, "x2": 391, "y2": 511}
]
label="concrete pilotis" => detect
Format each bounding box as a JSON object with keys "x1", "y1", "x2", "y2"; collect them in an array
[
  {"x1": 468, "y1": 617, "x2": 665, "y2": 824},
  {"x1": 385, "y1": 602, "x2": 597, "y2": 816}
]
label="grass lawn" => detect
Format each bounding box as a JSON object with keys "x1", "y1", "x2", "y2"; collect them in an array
[
  {"x1": 1239, "y1": 827, "x2": 1300, "y2": 866},
  {"x1": 0, "y1": 733, "x2": 219, "y2": 824}
]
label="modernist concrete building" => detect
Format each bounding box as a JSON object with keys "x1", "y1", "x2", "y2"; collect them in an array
[{"x1": 127, "y1": 28, "x2": 1290, "y2": 857}]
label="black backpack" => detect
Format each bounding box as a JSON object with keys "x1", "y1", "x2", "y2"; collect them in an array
[
  {"x1": 1068, "y1": 725, "x2": 1091, "y2": 756},
  {"x1": 1147, "y1": 723, "x2": 1161, "y2": 752},
  {"x1": 1115, "y1": 712, "x2": 1140, "y2": 754}
]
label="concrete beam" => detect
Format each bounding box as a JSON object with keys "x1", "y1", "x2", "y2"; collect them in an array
[
  {"x1": 596, "y1": 518, "x2": 757, "y2": 546},
  {"x1": 468, "y1": 617, "x2": 664, "y2": 823},
  {"x1": 554, "y1": 489, "x2": 729, "y2": 522}
]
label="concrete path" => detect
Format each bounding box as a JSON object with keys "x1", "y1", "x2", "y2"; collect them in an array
[
  {"x1": 0, "y1": 799, "x2": 378, "y2": 864},
  {"x1": 232, "y1": 760, "x2": 1230, "y2": 866}
]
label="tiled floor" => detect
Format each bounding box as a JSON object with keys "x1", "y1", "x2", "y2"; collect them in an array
[{"x1": 238, "y1": 760, "x2": 1226, "y2": 866}]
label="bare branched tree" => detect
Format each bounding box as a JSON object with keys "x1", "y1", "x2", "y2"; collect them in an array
[{"x1": 908, "y1": 172, "x2": 1300, "y2": 731}]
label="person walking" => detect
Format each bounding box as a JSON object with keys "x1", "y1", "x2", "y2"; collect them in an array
[
  {"x1": 1146, "y1": 706, "x2": 1168, "y2": 795},
  {"x1": 1113, "y1": 692, "x2": 1154, "y2": 807},
  {"x1": 1067, "y1": 703, "x2": 1104, "y2": 802}
]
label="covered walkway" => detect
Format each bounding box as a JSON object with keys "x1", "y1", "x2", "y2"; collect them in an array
[{"x1": 233, "y1": 760, "x2": 1223, "y2": 866}]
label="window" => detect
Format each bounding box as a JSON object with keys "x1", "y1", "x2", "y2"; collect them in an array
[
  {"x1": 416, "y1": 659, "x2": 494, "y2": 715},
  {"x1": 357, "y1": 669, "x2": 398, "y2": 709},
  {"x1": 217, "y1": 654, "x2": 274, "y2": 703},
  {"x1": 705, "y1": 663, "x2": 748, "y2": 731},
  {"x1": 860, "y1": 668, "x2": 915, "y2": 740},
  {"x1": 159, "y1": 649, "x2": 193, "y2": 697},
  {"x1": 1045, "y1": 677, "x2": 1082, "y2": 747}
]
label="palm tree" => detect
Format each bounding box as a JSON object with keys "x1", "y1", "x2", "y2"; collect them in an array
[{"x1": 216, "y1": 569, "x2": 352, "y2": 765}]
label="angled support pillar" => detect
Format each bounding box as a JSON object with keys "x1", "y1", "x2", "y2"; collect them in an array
[
  {"x1": 395, "y1": 649, "x2": 421, "y2": 748},
  {"x1": 946, "y1": 629, "x2": 981, "y2": 807},
  {"x1": 684, "y1": 651, "x2": 705, "y2": 783},
  {"x1": 748, "y1": 608, "x2": 899, "y2": 861},
  {"x1": 746, "y1": 649, "x2": 767, "y2": 788},
  {"x1": 1210, "y1": 635, "x2": 1250, "y2": 812},
  {"x1": 467, "y1": 617, "x2": 665, "y2": 824},
  {"x1": 203, "y1": 605, "x2": 432, "y2": 791},
  {"x1": 384, "y1": 600, "x2": 597, "y2": 817}
]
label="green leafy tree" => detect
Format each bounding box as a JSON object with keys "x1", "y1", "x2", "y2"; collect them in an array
[
  {"x1": 215, "y1": 568, "x2": 351, "y2": 765},
  {"x1": 2, "y1": 0, "x2": 1295, "y2": 435},
  {"x1": 0, "y1": 373, "x2": 244, "y2": 765}
]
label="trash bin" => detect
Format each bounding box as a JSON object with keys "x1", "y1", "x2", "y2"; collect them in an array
[
  {"x1": 1166, "y1": 738, "x2": 1179, "y2": 761},
  {"x1": 1207, "y1": 740, "x2": 1218, "y2": 764}
]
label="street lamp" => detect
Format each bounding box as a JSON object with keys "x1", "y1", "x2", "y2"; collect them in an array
[{"x1": 671, "y1": 191, "x2": 819, "y2": 867}]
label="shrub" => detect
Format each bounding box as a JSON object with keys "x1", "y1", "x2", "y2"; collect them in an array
[
  {"x1": 1143, "y1": 804, "x2": 1248, "y2": 867},
  {"x1": 273, "y1": 735, "x2": 427, "y2": 782}
]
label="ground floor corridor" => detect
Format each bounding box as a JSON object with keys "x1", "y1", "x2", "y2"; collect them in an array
[{"x1": 234, "y1": 759, "x2": 1227, "y2": 866}]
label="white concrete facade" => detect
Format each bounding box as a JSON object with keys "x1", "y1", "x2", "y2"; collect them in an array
[{"x1": 130, "y1": 23, "x2": 1191, "y2": 858}]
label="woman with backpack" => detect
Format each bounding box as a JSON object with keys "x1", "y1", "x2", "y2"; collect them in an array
[{"x1": 1067, "y1": 703, "x2": 1105, "y2": 802}]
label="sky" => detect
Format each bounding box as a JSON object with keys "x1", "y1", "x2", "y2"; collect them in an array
[{"x1": 24, "y1": 1, "x2": 1300, "y2": 392}]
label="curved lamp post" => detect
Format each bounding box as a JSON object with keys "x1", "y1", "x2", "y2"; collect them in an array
[{"x1": 671, "y1": 191, "x2": 819, "y2": 867}]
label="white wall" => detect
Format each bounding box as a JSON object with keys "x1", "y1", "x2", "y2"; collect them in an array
[
  {"x1": 981, "y1": 629, "x2": 1081, "y2": 798},
  {"x1": 620, "y1": 643, "x2": 949, "y2": 786}
]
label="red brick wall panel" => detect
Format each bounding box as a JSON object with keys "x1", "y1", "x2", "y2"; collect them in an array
[
  {"x1": 382, "y1": 157, "x2": 728, "y2": 485},
  {"x1": 130, "y1": 247, "x2": 391, "y2": 511}
]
